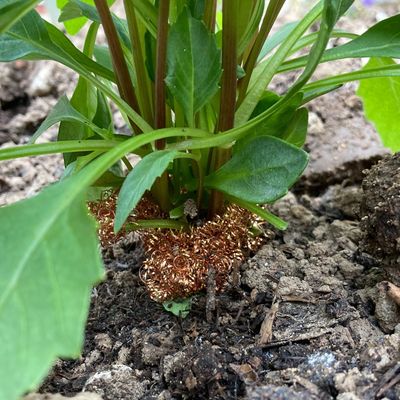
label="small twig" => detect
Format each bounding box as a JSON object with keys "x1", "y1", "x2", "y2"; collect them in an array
[
  {"x1": 376, "y1": 363, "x2": 400, "y2": 398},
  {"x1": 281, "y1": 294, "x2": 316, "y2": 304},
  {"x1": 258, "y1": 298, "x2": 280, "y2": 346},
  {"x1": 206, "y1": 267, "x2": 217, "y2": 323},
  {"x1": 233, "y1": 302, "x2": 245, "y2": 324},
  {"x1": 231, "y1": 260, "x2": 241, "y2": 289},
  {"x1": 261, "y1": 328, "x2": 333, "y2": 349}
]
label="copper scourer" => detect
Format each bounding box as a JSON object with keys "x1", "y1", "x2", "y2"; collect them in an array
[{"x1": 89, "y1": 193, "x2": 262, "y2": 302}]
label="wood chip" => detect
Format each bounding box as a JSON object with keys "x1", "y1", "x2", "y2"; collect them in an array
[
  {"x1": 229, "y1": 363, "x2": 258, "y2": 384},
  {"x1": 258, "y1": 300, "x2": 280, "y2": 346}
]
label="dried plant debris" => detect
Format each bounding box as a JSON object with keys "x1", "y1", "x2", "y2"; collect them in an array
[{"x1": 90, "y1": 193, "x2": 262, "y2": 302}]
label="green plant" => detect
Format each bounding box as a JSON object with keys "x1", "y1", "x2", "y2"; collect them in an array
[{"x1": 0, "y1": 0, "x2": 400, "y2": 398}]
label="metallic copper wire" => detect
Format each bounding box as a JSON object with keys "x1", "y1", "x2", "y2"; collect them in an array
[
  {"x1": 90, "y1": 193, "x2": 262, "y2": 302},
  {"x1": 140, "y1": 204, "x2": 262, "y2": 302}
]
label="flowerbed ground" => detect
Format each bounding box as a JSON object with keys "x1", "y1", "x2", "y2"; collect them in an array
[{"x1": 1, "y1": 3, "x2": 399, "y2": 400}]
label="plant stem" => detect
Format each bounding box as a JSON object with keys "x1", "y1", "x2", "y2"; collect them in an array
[
  {"x1": 151, "y1": 0, "x2": 171, "y2": 212},
  {"x1": 154, "y1": 0, "x2": 170, "y2": 145},
  {"x1": 94, "y1": 0, "x2": 141, "y2": 132},
  {"x1": 124, "y1": 0, "x2": 154, "y2": 125},
  {"x1": 208, "y1": 0, "x2": 238, "y2": 218},
  {"x1": 125, "y1": 219, "x2": 188, "y2": 231},
  {"x1": 237, "y1": 0, "x2": 286, "y2": 106},
  {"x1": 234, "y1": 1, "x2": 323, "y2": 127},
  {"x1": 0, "y1": 140, "x2": 119, "y2": 161},
  {"x1": 226, "y1": 195, "x2": 288, "y2": 230},
  {"x1": 203, "y1": 0, "x2": 217, "y2": 32}
]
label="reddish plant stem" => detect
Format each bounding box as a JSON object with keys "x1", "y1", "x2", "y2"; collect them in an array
[
  {"x1": 209, "y1": 0, "x2": 238, "y2": 218},
  {"x1": 94, "y1": 0, "x2": 141, "y2": 132},
  {"x1": 152, "y1": 0, "x2": 171, "y2": 212}
]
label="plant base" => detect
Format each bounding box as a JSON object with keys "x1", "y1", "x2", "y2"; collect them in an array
[{"x1": 90, "y1": 194, "x2": 262, "y2": 302}]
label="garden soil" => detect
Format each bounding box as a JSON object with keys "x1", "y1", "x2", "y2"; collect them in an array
[{"x1": 1, "y1": 3, "x2": 399, "y2": 400}]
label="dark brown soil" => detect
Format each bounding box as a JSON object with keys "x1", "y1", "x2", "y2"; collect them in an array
[
  {"x1": 35, "y1": 181, "x2": 399, "y2": 400},
  {"x1": 360, "y1": 153, "x2": 400, "y2": 292},
  {"x1": 361, "y1": 154, "x2": 400, "y2": 262}
]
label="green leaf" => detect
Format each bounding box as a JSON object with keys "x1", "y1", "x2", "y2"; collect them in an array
[
  {"x1": 59, "y1": 22, "x2": 100, "y2": 166},
  {"x1": 301, "y1": 83, "x2": 342, "y2": 104},
  {"x1": 280, "y1": 14, "x2": 400, "y2": 74},
  {"x1": 57, "y1": 0, "x2": 115, "y2": 35},
  {"x1": 0, "y1": 176, "x2": 104, "y2": 400},
  {"x1": 0, "y1": 127, "x2": 210, "y2": 400},
  {"x1": 0, "y1": 10, "x2": 151, "y2": 133},
  {"x1": 31, "y1": 96, "x2": 110, "y2": 143},
  {"x1": 303, "y1": 63, "x2": 400, "y2": 92},
  {"x1": 240, "y1": 0, "x2": 353, "y2": 129},
  {"x1": 93, "y1": 89, "x2": 114, "y2": 132},
  {"x1": 166, "y1": 8, "x2": 221, "y2": 126},
  {"x1": 163, "y1": 298, "x2": 192, "y2": 318},
  {"x1": 226, "y1": 196, "x2": 288, "y2": 230},
  {"x1": 188, "y1": 0, "x2": 205, "y2": 20},
  {"x1": 59, "y1": 0, "x2": 130, "y2": 47},
  {"x1": 0, "y1": 0, "x2": 40, "y2": 34},
  {"x1": 357, "y1": 57, "x2": 400, "y2": 152},
  {"x1": 258, "y1": 21, "x2": 298, "y2": 60},
  {"x1": 115, "y1": 150, "x2": 180, "y2": 232},
  {"x1": 237, "y1": 0, "x2": 264, "y2": 56},
  {"x1": 94, "y1": 44, "x2": 113, "y2": 71},
  {"x1": 0, "y1": 140, "x2": 119, "y2": 162},
  {"x1": 282, "y1": 107, "x2": 308, "y2": 147},
  {"x1": 144, "y1": 30, "x2": 156, "y2": 82},
  {"x1": 205, "y1": 136, "x2": 308, "y2": 204},
  {"x1": 250, "y1": 91, "x2": 280, "y2": 117},
  {"x1": 235, "y1": 93, "x2": 304, "y2": 153},
  {"x1": 285, "y1": 0, "x2": 354, "y2": 97},
  {"x1": 325, "y1": 13, "x2": 400, "y2": 59},
  {"x1": 130, "y1": 0, "x2": 158, "y2": 38},
  {"x1": 0, "y1": 10, "x2": 115, "y2": 82},
  {"x1": 235, "y1": 2, "x2": 323, "y2": 126}
]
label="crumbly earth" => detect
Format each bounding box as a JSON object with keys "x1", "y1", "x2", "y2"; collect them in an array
[
  {"x1": 1, "y1": 3, "x2": 399, "y2": 400},
  {"x1": 35, "y1": 184, "x2": 399, "y2": 400},
  {"x1": 360, "y1": 154, "x2": 400, "y2": 263}
]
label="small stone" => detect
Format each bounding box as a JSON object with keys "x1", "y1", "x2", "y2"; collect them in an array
[
  {"x1": 277, "y1": 276, "x2": 312, "y2": 297},
  {"x1": 84, "y1": 365, "x2": 148, "y2": 400},
  {"x1": 374, "y1": 282, "x2": 400, "y2": 333},
  {"x1": 94, "y1": 333, "x2": 113, "y2": 352},
  {"x1": 336, "y1": 257, "x2": 364, "y2": 280},
  {"x1": 318, "y1": 285, "x2": 332, "y2": 293},
  {"x1": 330, "y1": 220, "x2": 362, "y2": 244},
  {"x1": 26, "y1": 63, "x2": 54, "y2": 96}
]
